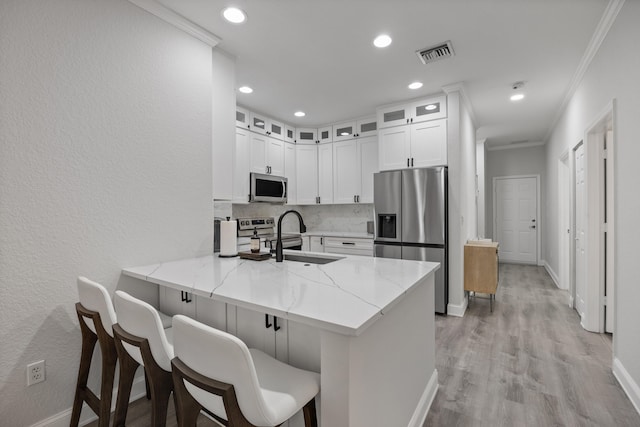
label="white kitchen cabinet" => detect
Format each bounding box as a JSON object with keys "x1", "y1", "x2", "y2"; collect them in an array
[
  {"x1": 378, "y1": 119, "x2": 447, "y2": 171},
  {"x1": 195, "y1": 298, "x2": 228, "y2": 332},
  {"x1": 229, "y1": 306, "x2": 288, "y2": 363},
  {"x1": 158, "y1": 287, "x2": 196, "y2": 318},
  {"x1": 249, "y1": 111, "x2": 269, "y2": 135},
  {"x1": 333, "y1": 116, "x2": 377, "y2": 142},
  {"x1": 296, "y1": 128, "x2": 317, "y2": 144},
  {"x1": 317, "y1": 143, "x2": 333, "y2": 204},
  {"x1": 295, "y1": 145, "x2": 318, "y2": 205},
  {"x1": 236, "y1": 106, "x2": 250, "y2": 129},
  {"x1": 250, "y1": 133, "x2": 284, "y2": 176},
  {"x1": 268, "y1": 119, "x2": 285, "y2": 140},
  {"x1": 233, "y1": 128, "x2": 250, "y2": 203},
  {"x1": 309, "y1": 236, "x2": 324, "y2": 252},
  {"x1": 323, "y1": 237, "x2": 373, "y2": 257},
  {"x1": 356, "y1": 116, "x2": 378, "y2": 138},
  {"x1": 284, "y1": 125, "x2": 296, "y2": 143},
  {"x1": 332, "y1": 120, "x2": 356, "y2": 142},
  {"x1": 287, "y1": 321, "x2": 321, "y2": 373},
  {"x1": 377, "y1": 95, "x2": 447, "y2": 129},
  {"x1": 318, "y1": 126, "x2": 333, "y2": 144},
  {"x1": 284, "y1": 142, "x2": 297, "y2": 205},
  {"x1": 333, "y1": 136, "x2": 378, "y2": 204}
]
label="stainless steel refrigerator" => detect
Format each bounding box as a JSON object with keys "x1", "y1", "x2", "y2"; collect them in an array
[{"x1": 373, "y1": 167, "x2": 448, "y2": 314}]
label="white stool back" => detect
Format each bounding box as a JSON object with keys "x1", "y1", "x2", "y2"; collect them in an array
[
  {"x1": 77, "y1": 276, "x2": 117, "y2": 337},
  {"x1": 113, "y1": 290, "x2": 173, "y2": 371}
]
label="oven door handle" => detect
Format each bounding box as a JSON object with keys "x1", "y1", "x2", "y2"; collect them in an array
[{"x1": 281, "y1": 179, "x2": 286, "y2": 198}]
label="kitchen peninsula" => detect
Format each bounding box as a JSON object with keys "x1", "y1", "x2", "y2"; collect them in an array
[{"x1": 122, "y1": 251, "x2": 439, "y2": 427}]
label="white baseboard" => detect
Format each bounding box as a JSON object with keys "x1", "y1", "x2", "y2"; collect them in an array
[
  {"x1": 407, "y1": 369, "x2": 439, "y2": 427},
  {"x1": 29, "y1": 375, "x2": 148, "y2": 427},
  {"x1": 568, "y1": 295, "x2": 574, "y2": 308},
  {"x1": 613, "y1": 357, "x2": 640, "y2": 417},
  {"x1": 543, "y1": 261, "x2": 561, "y2": 289},
  {"x1": 447, "y1": 296, "x2": 468, "y2": 317}
]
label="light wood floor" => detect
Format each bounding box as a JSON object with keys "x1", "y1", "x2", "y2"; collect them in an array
[
  {"x1": 425, "y1": 263, "x2": 640, "y2": 427},
  {"x1": 88, "y1": 264, "x2": 640, "y2": 426}
]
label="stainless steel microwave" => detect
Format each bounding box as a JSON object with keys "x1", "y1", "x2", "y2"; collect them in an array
[{"x1": 249, "y1": 172, "x2": 287, "y2": 203}]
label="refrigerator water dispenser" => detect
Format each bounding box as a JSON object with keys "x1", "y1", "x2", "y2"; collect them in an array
[{"x1": 377, "y1": 214, "x2": 397, "y2": 238}]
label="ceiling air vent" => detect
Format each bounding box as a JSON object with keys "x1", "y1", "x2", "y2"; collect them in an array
[{"x1": 416, "y1": 41, "x2": 454, "y2": 65}]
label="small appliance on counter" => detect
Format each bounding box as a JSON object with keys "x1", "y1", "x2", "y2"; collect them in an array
[
  {"x1": 219, "y1": 217, "x2": 238, "y2": 257},
  {"x1": 237, "y1": 217, "x2": 303, "y2": 252}
]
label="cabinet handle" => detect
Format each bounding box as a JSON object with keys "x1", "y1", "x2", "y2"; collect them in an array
[
  {"x1": 181, "y1": 291, "x2": 192, "y2": 303},
  {"x1": 411, "y1": 118, "x2": 413, "y2": 123},
  {"x1": 320, "y1": 237, "x2": 323, "y2": 245},
  {"x1": 406, "y1": 118, "x2": 409, "y2": 124},
  {"x1": 411, "y1": 158, "x2": 414, "y2": 167},
  {"x1": 342, "y1": 242, "x2": 356, "y2": 245},
  {"x1": 407, "y1": 158, "x2": 410, "y2": 167},
  {"x1": 357, "y1": 195, "x2": 360, "y2": 202},
  {"x1": 265, "y1": 314, "x2": 273, "y2": 329},
  {"x1": 274, "y1": 316, "x2": 281, "y2": 331}
]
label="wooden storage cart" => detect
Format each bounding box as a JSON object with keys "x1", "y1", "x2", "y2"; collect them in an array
[{"x1": 464, "y1": 241, "x2": 499, "y2": 312}]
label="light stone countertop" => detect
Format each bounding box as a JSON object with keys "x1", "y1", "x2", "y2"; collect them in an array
[
  {"x1": 122, "y1": 251, "x2": 438, "y2": 336},
  {"x1": 301, "y1": 231, "x2": 374, "y2": 239}
]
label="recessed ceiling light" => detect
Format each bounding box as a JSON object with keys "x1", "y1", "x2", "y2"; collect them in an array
[
  {"x1": 510, "y1": 93, "x2": 525, "y2": 101},
  {"x1": 238, "y1": 86, "x2": 253, "y2": 94},
  {"x1": 222, "y1": 7, "x2": 246, "y2": 24},
  {"x1": 294, "y1": 111, "x2": 305, "y2": 117},
  {"x1": 373, "y1": 34, "x2": 392, "y2": 48},
  {"x1": 408, "y1": 82, "x2": 423, "y2": 90},
  {"x1": 425, "y1": 104, "x2": 438, "y2": 111}
]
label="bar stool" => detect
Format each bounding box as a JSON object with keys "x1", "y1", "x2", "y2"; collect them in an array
[
  {"x1": 112, "y1": 290, "x2": 175, "y2": 427},
  {"x1": 171, "y1": 314, "x2": 320, "y2": 427},
  {"x1": 70, "y1": 277, "x2": 119, "y2": 427}
]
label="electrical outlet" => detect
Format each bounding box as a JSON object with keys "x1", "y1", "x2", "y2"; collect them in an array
[{"x1": 27, "y1": 360, "x2": 45, "y2": 386}]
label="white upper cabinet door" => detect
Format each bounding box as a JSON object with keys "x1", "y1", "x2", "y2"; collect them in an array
[
  {"x1": 236, "y1": 106, "x2": 250, "y2": 129},
  {"x1": 378, "y1": 126, "x2": 411, "y2": 171},
  {"x1": 268, "y1": 119, "x2": 284, "y2": 140},
  {"x1": 296, "y1": 128, "x2": 317, "y2": 145},
  {"x1": 249, "y1": 132, "x2": 268, "y2": 174},
  {"x1": 318, "y1": 126, "x2": 333, "y2": 144},
  {"x1": 284, "y1": 142, "x2": 296, "y2": 205},
  {"x1": 284, "y1": 125, "x2": 296, "y2": 143},
  {"x1": 333, "y1": 140, "x2": 360, "y2": 204},
  {"x1": 410, "y1": 118, "x2": 447, "y2": 168},
  {"x1": 356, "y1": 116, "x2": 377, "y2": 138},
  {"x1": 249, "y1": 111, "x2": 269, "y2": 135},
  {"x1": 333, "y1": 120, "x2": 356, "y2": 142},
  {"x1": 233, "y1": 128, "x2": 250, "y2": 203},
  {"x1": 359, "y1": 136, "x2": 378, "y2": 203},
  {"x1": 295, "y1": 145, "x2": 319, "y2": 205},
  {"x1": 411, "y1": 96, "x2": 447, "y2": 124},
  {"x1": 318, "y1": 143, "x2": 333, "y2": 204},
  {"x1": 266, "y1": 136, "x2": 284, "y2": 176},
  {"x1": 377, "y1": 104, "x2": 410, "y2": 129}
]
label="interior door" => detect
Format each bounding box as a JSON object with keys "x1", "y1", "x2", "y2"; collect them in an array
[
  {"x1": 574, "y1": 144, "x2": 586, "y2": 317},
  {"x1": 495, "y1": 177, "x2": 537, "y2": 263},
  {"x1": 605, "y1": 130, "x2": 614, "y2": 333}
]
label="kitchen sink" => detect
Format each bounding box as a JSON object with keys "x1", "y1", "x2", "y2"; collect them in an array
[{"x1": 283, "y1": 254, "x2": 344, "y2": 265}]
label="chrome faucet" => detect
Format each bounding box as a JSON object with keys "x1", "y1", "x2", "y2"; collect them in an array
[{"x1": 276, "y1": 210, "x2": 307, "y2": 262}]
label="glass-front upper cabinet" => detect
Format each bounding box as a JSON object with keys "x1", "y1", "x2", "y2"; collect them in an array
[
  {"x1": 356, "y1": 116, "x2": 377, "y2": 137},
  {"x1": 296, "y1": 128, "x2": 317, "y2": 145},
  {"x1": 284, "y1": 125, "x2": 296, "y2": 143},
  {"x1": 318, "y1": 126, "x2": 333, "y2": 143},
  {"x1": 333, "y1": 121, "x2": 356, "y2": 142},
  {"x1": 268, "y1": 119, "x2": 284, "y2": 140},
  {"x1": 377, "y1": 105, "x2": 408, "y2": 129},
  {"x1": 411, "y1": 96, "x2": 447, "y2": 124},
  {"x1": 236, "y1": 106, "x2": 250, "y2": 128},
  {"x1": 250, "y1": 112, "x2": 268, "y2": 135}
]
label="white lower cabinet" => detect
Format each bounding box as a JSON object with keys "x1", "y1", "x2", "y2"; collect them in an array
[
  {"x1": 158, "y1": 287, "x2": 196, "y2": 318},
  {"x1": 195, "y1": 297, "x2": 227, "y2": 332},
  {"x1": 309, "y1": 236, "x2": 324, "y2": 252},
  {"x1": 228, "y1": 305, "x2": 288, "y2": 363},
  {"x1": 323, "y1": 237, "x2": 373, "y2": 256}
]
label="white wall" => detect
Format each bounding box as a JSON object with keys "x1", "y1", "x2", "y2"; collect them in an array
[
  {"x1": 544, "y1": 0, "x2": 640, "y2": 412},
  {"x1": 476, "y1": 139, "x2": 487, "y2": 238},
  {"x1": 0, "y1": 0, "x2": 215, "y2": 425},
  {"x1": 485, "y1": 144, "x2": 546, "y2": 240}
]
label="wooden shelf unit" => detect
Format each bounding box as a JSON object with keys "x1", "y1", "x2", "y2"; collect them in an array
[{"x1": 464, "y1": 241, "x2": 499, "y2": 310}]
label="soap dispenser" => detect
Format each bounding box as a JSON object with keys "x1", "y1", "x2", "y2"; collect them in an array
[{"x1": 250, "y1": 227, "x2": 260, "y2": 253}]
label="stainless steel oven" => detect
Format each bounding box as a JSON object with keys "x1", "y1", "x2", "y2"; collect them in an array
[{"x1": 249, "y1": 172, "x2": 287, "y2": 203}]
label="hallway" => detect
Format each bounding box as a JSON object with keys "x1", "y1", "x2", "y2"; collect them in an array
[{"x1": 425, "y1": 264, "x2": 640, "y2": 426}]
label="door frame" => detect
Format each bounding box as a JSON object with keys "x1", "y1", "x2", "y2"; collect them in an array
[
  {"x1": 579, "y1": 100, "x2": 616, "y2": 333},
  {"x1": 492, "y1": 174, "x2": 541, "y2": 265},
  {"x1": 558, "y1": 151, "x2": 572, "y2": 296}
]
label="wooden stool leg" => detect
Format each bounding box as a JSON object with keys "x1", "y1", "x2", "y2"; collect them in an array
[
  {"x1": 70, "y1": 326, "x2": 98, "y2": 427},
  {"x1": 172, "y1": 369, "x2": 202, "y2": 427},
  {"x1": 149, "y1": 370, "x2": 173, "y2": 427},
  {"x1": 145, "y1": 371, "x2": 151, "y2": 400},
  {"x1": 97, "y1": 338, "x2": 117, "y2": 427},
  {"x1": 303, "y1": 398, "x2": 318, "y2": 427},
  {"x1": 112, "y1": 348, "x2": 139, "y2": 427}
]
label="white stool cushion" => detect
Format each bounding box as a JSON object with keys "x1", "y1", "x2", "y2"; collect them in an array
[
  {"x1": 77, "y1": 277, "x2": 117, "y2": 337},
  {"x1": 173, "y1": 315, "x2": 320, "y2": 426}
]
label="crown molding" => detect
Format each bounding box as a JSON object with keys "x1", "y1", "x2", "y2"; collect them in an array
[
  {"x1": 442, "y1": 82, "x2": 477, "y2": 126},
  {"x1": 128, "y1": 0, "x2": 221, "y2": 47},
  {"x1": 544, "y1": 0, "x2": 624, "y2": 142},
  {"x1": 486, "y1": 141, "x2": 545, "y2": 151}
]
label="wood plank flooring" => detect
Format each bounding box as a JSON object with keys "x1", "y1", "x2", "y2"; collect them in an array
[
  {"x1": 87, "y1": 264, "x2": 640, "y2": 426},
  {"x1": 425, "y1": 263, "x2": 640, "y2": 427}
]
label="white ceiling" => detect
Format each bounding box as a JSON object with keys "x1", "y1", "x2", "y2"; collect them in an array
[{"x1": 156, "y1": 0, "x2": 608, "y2": 147}]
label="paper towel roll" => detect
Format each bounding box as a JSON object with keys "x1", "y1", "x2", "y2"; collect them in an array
[{"x1": 219, "y1": 219, "x2": 238, "y2": 257}]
